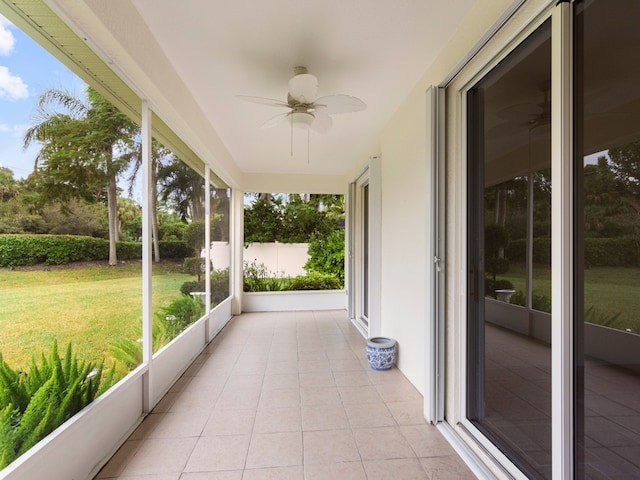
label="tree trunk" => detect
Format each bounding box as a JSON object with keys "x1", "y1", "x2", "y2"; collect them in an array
[
  {"x1": 107, "y1": 175, "x2": 118, "y2": 266},
  {"x1": 151, "y1": 163, "x2": 161, "y2": 262}
]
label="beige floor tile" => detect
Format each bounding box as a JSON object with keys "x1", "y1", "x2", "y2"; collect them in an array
[
  {"x1": 386, "y1": 400, "x2": 427, "y2": 426},
  {"x1": 302, "y1": 429, "x2": 360, "y2": 464},
  {"x1": 298, "y1": 359, "x2": 332, "y2": 373},
  {"x1": 253, "y1": 406, "x2": 301, "y2": 433},
  {"x1": 366, "y1": 367, "x2": 409, "y2": 385},
  {"x1": 128, "y1": 413, "x2": 163, "y2": 440},
  {"x1": 169, "y1": 388, "x2": 221, "y2": 413},
  {"x1": 375, "y1": 382, "x2": 423, "y2": 403},
  {"x1": 150, "y1": 391, "x2": 179, "y2": 413},
  {"x1": 120, "y1": 437, "x2": 197, "y2": 476},
  {"x1": 344, "y1": 403, "x2": 397, "y2": 428},
  {"x1": 299, "y1": 371, "x2": 336, "y2": 387},
  {"x1": 400, "y1": 425, "x2": 457, "y2": 458},
  {"x1": 338, "y1": 385, "x2": 384, "y2": 405},
  {"x1": 262, "y1": 373, "x2": 299, "y2": 390},
  {"x1": 241, "y1": 465, "x2": 304, "y2": 479},
  {"x1": 181, "y1": 471, "x2": 243, "y2": 480},
  {"x1": 258, "y1": 387, "x2": 300, "y2": 408},
  {"x1": 419, "y1": 455, "x2": 477, "y2": 479},
  {"x1": 148, "y1": 410, "x2": 209, "y2": 438},
  {"x1": 304, "y1": 461, "x2": 367, "y2": 480},
  {"x1": 216, "y1": 385, "x2": 261, "y2": 409},
  {"x1": 363, "y1": 458, "x2": 428, "y2": 479},
  {"x1": 265, "y1": 360, "x2": 299, "y2": 374},
  {"x1": 301, "y1": 404, "x2": 350, "y2": 431},
  {"x1": 354, "y1": 427, "x2": 416, "y2": 461},
  {"x1": 245, "y1": 431, "x2": 303, "y2": 469},
  {"x1": 333, "y1": 371, "x2": 372, "y2": 387},
  {"x1": 99, "y1": 474, "x2": 180, "y2": 480},
  {"x1": 329, "y1": 357, "x2": 364, "y2": 372},
  {"x1": 95, "y1": 440, "x2": 142, "y2": 478},
  {"x1": 300, "y1": 386, "x2": 342, "y2": 406},
  {"x1": 202, "y1": 408, "x2": 256, "y2": 436},
  {"x1": 184, "y1": 435, "x2": 251, "y2": 472}
]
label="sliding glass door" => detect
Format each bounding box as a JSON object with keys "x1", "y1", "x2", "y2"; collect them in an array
[
  {"x1": 463, "y1": 1, "x2": 640, "y2": 477},
  {"x1": 467, "y1": 19, "x2": 553, "y2": 480}
]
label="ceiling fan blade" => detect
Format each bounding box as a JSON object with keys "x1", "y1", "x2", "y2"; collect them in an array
[
  {"x1": 310, "y1": 110, "x2": 332, "y2": 133},
  {"x1": 261, "y1": 112, "x2": 289, "y2": 128},
  {"x1": 315, "y1": 94, "x2": 366, "y2": 114},
  {"x1": 288, "y1": 73, "x2": 318, "y2": 103},
  {"x1": 237, "y1": 95, "x2": 289, "y2": 108}
]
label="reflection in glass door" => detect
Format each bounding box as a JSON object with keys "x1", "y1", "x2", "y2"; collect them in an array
[
  {"x1": 467, "y1": 19, "x2": 552, "y2": 479},
  {"x1": 575, "y1": 1, "x2": 640, "y2": 477}
]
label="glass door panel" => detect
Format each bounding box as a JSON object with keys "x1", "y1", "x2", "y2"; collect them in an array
[
  {"x1": 575, "y1": 1, "x2": 640, "y2": 477},
  {"x1": 467, "y1": 19, "x2": 552, "y2": 479}
]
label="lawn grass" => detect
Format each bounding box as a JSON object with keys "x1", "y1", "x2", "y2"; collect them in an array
[
  {"x1": 0, "y1": 260, "x2": 192, "y2": 371},
  {"x1": 500, "y1": 262, "x2": 640, "y2": 332}
]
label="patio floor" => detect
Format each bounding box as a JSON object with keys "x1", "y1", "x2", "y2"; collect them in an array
[{"x1": 94, "y1": 310, "x2": 475, "y2": 480}]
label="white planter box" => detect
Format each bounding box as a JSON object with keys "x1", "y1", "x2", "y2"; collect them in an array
[{"x1": 242, "y1": 290, "x2": 346, "y2": 312}]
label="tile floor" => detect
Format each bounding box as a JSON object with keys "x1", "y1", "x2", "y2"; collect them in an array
[{"x1": 94, "y1": 310, "x2": 475, "y2": 480}]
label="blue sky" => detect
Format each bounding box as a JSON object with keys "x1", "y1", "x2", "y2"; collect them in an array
[{"x1": 0, "y1": 14, "x2": 86, "y2": 179}]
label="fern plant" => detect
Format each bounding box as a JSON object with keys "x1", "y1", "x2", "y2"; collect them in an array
[{"x1": 0, "y1": 341, "x2": 116, "y2": 469}]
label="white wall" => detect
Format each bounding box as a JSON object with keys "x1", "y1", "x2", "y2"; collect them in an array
[
  {"x1": 242, "y1": 242, "x2": 310, "y2": 277},
  {"x1": 366, "y1": 0, "x2": 514, "y2": 394}
]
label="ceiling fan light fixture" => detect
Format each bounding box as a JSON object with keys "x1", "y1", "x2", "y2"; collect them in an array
[
  {"x1": 290, "y1": 111, "x2": 315, "y2": 129},
  {"x1": 288, "y1": 73, "x2": 318, "y2": 103}
]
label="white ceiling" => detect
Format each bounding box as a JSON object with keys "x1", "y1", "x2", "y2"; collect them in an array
[
  {"x1": 45, "y1": 0, "x2": 480, "y2": 180},
  {"x1": 123, "y1": 0, "x2": 478, "y2": 178}
]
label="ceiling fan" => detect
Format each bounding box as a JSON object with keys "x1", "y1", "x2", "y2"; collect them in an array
[{"x1": 238, "y1": 66, "x2": 366, "y2": 135}]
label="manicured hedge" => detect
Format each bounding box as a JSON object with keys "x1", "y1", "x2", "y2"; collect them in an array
[
  {"x1": 0, "y1": 234, "x2": 192, "y2": 267},
  {"x1": 506, "y1": 236, "x2": 640, "y2": 267}
]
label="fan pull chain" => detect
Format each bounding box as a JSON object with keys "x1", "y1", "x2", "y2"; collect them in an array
[
  {"x1": 290, "y1": 116, "x2": 294, "y2": 156},
  {"x1": 307, "y1": 128, "x2": 310, "y2": 164}
]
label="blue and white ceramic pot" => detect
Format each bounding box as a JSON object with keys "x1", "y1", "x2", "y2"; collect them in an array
[{"x1": 366, "y1": 337, "x2": 397, "y2": 370}]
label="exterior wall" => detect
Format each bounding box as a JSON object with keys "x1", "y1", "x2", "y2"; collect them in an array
[{"x1": 367, "y1": 0, "x2": 514, "y2": 395}]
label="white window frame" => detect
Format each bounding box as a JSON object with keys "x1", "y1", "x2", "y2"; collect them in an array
[{"x1": 348, "y1": 157, "x2": 382, "y2": 338}]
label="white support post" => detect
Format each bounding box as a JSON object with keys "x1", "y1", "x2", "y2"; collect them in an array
[
  {"x1": 204, "y1": 168, "x2": 212, "y2": 340},
  {"x1": 141, "y1": 100, "x2": 153, "y2": 412},
  {"x1": 231, "y1": 189, "x2": 244, "y2": 315}
]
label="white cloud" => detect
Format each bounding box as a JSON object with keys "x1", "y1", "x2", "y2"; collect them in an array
[
  {"x1": 0, "y1": 123, "x2": 28, "y2": 136},
  {"x1": 0, "y1": 16, "x2": 15, "y2": 56},
  {"x1": 0, "y1": 65, "x2": 28, "y2": 100}
]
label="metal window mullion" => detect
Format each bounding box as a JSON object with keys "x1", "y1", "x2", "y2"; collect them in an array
[
  {"x1": 204, "y1": 168, "x2": 212, "y2": 340},
  {"x1": 141, "y1": 100, "x2": 153, "y2": 412},
  {"x1": 551, "y1": 2, "x2": 574, "y2": 479}
]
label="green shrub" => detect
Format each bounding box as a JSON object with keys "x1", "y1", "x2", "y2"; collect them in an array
[
  {"x1": 158, "y1": 295, "x2": 205, "y2": 334},
  {"x1": 509, "y1": 290, "x2": 551, "y2": 313},
  {"x1": 584, "y1": 305, "x2": 622, "y2": 328},
  {"x1": 485, "y1": 278, "x2": 514, "y2": 296},
  {"x1": 0, "y1": 341, "x2": 116, "y2": 468},
  {"x1": 243, "y1": 260, "x2": 282, "y2": 292},
  {"x1": 180, "y1": 268, "x2": 230, "y2": 305},
  {"x1": 159, "y1": 240, "x2": 192, "y2": 259},
  {"x1": 0, "y1": 234, "x2": 110, "y2": 266},
  {"x1": 289, "y1": 271, "x2": 341, "y2": 290},
  {"x1": 305, "y1": 230, "x2": 345, "y2": 284},
  {"x1": 183, "y1": 256, "x2": 204, "y2": 280}
]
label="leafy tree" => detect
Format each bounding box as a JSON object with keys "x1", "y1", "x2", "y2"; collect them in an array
[
  {"x1": 23, "y1": 86, "x2": 139, "y2": 265},
  {"x1": 305, "y1": 229, "x2": 345, "y2": 284},
  {"x1": 244, "y1": 196, "x2": 282, "y2": 243},
  {"x1": 158, "y1": 158, "x2": 205, "y2": 222},
  {"x1": 0, "y1": 167, "x2": 18, "y2": 202}
]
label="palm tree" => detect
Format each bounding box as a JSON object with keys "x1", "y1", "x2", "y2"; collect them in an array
[{"x1": 23, "y1": 86, "x2": 139, "y2": 265}]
